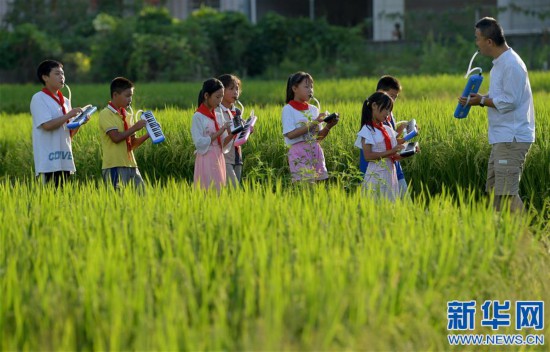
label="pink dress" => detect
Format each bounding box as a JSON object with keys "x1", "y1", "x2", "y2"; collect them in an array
[
  {"x1": 287, "y1": 141, "x2": 328, "y2": 182},
  {"x1": 282, "y1": 104, "x2": 328, "y2": 182},
  {"x1": 191, "y1": 111, "x2": 227, "y2": 191}
]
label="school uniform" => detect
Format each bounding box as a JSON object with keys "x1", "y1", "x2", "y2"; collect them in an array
[
  {"x1": 30, "y1": 89, "x2": 75, "y2": 182},
  {"x1": 191, "y1": 104, "x2": 227, "y2": 190},
  {"x1": 355, "y1": 124, "x2": 399, "y2": 200},
  {"x1": 282, "y1": 103, "x2": 328, "y2": 182},
  {"x1": 360, "y1": 112, "x2": 406, "y2": 193},
  {"x1": 98, "y1": 103, "x2": 144, "y2": 190}
]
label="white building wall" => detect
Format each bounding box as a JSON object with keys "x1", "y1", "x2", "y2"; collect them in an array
[
  {"x1": 372, "y1": 0, "x2": 404, "y2": 41},
  {"x1": 497, "y1": 0, "x2": 550, "y2": 34}
]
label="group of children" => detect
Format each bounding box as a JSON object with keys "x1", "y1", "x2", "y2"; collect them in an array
[
  {"x1": 31, "y1": 60, "x2": 150, "y2": 190},
  {"x1": 190, "y1": 74, "x2": 247, "y2": 191},
  {"x1": 31, "y1": 59, "x2": 414, "y2": 200},
  {"x1": 282, "y1": 72, "x2": 414, "y2": 200}
]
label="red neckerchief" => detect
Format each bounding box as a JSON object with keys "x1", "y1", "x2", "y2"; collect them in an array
[
  {"x1": 288, "y1": 100, "x2": 309, "y2": 111},
  {"x1": 108, "y1": 102, "x2": 132, "y2": 156},
  {"x1": 41, "y1": 88, "x2": 67, "y2": 115},
  {"x1": 373, "y1": 122, "x2": 393, "y2": 152},
  {"x1": 197, "y1": 103, "x2": 221, "y2": 146}
]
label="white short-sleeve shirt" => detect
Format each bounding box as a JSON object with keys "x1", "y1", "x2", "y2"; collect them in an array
[
  {"x1": 30, "y1": 91, "x2": 75, "y2": 176},
  {"x1": 282, "y1": 104, "x2": 320, "y2": 145},
  {"x1": 191, "y1": 109, "x2": 227, "y2": 155},
  {"x1": 354, "y1": 124, "x2": 397, "y2": 152}
]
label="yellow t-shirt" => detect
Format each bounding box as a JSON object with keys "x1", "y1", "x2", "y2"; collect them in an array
[{"x1": 98, "y1": 107, "x2": 138, "y2": 169}]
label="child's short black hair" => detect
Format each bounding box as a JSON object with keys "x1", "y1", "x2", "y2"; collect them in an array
[
  {"x1": 37, "y1": 60, "x2": 63, "y2": 85},
  {"x1": 110, "y1": 77, "x2": 134, "y2": 98},
  {"x1": 376, "y1": 75, "x2": 401, "y2": 92}
]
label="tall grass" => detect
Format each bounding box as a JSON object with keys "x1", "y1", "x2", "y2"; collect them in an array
[
  {"x1": 1, "y1": 75, "x2": 549, "y2": 350},
  {"x1": 1, "y1": 180, "x2": 548, "y2": 350}
]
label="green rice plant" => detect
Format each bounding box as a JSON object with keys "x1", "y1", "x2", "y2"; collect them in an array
[
  {"x1": 3, "y1": 72, "x2": 550, "y2": 114},
  {"x1": 1, "y1": 75, "x2": 548, "y2": 351},
  {"x1": 0, "y1": 180, "x2": 548, "y2": 350}
]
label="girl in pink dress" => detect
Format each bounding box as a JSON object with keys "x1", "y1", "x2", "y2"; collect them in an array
[
  {"x1": 354, "y1": 92, "x2": 405, "y2": 200},
  {"x1": 191, "y1": 78, "x2": 233, "y2": 191},
  {"x1": 282, "y1": 72, "x2": 339, "y2": 182}
]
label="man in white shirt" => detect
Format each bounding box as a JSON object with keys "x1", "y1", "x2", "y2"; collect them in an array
[{"x1": 459, "y1": 17, "x2": 535, "y2": 212}]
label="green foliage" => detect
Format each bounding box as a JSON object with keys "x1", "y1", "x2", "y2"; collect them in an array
[
  {"x1": 0, "y1": 24, "x2": 62, "y2": 82},
  {"x1": 2, "y1": 2, "x2": 550, "y2": 82},
  {"x1": 135, "y1": 6, "x2": 175, "y2": 34},
  {"x1": 186, "y1": 8, "x2": 254, "y2": 76},
  {"x1": 245, "y1": 12, "x2": 287, "y2": 76},
  {"x1": 248, "y1": 12, "x2": 365, "y2": 79},
  {"x1": 61, "y1": 52, "x2": 92, "y2": 83},
  {"x1": 92, "y1": 12, "x2": 118, "y2": 32},
  {"x1": 129, "y1": 34, "x2": 202, "y2": 82},
  {"x1": 2, "y1": 0, "x2": 94, "y2": 52},
  {"x1": 0, "y1": 181, "x2": 548, "y2": 350},
  {"x1": 89, "y1": 13, "x2": 136, "y2": 82}
]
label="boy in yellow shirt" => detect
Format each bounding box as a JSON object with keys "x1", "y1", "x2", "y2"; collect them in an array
[{"x1": 98, "y1": 77, "x2": 149, "y2": 190}]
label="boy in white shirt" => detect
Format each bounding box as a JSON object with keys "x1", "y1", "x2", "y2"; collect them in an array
[{"x1": 30, "y1": 60, "x2": 84, "y2": 187}]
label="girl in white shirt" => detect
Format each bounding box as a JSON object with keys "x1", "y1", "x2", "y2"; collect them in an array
[
  {"x1": 355, "y1": 92, "x2": 404, "y2": 200},
  {"x1": 282, "y1": 72, "x2": 338, "y2": 182},
  {"x1": 217, "y1": 74, "x2": 245, "y2": 187},
  {"x1": 191, "y1": 78, "x2": 232, "y2": 191}
]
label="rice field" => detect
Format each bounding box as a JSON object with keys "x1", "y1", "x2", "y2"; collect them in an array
[{"x1": 1, "y1": 74, "x2": 549, "y2": 350}]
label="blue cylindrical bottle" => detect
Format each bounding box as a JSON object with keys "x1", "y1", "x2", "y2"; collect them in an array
[{"x1": 454, "y1": 74, "x2": 484, "y2": 118}]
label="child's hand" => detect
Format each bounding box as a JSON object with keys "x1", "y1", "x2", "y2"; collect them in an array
[
  {"x1": 315, "y1": 112, "x2": 326, "y2": 123},
  {"x1": 223, "y1": 121, "x2": 231, "y2": 132},
  {"x1": 134, "y1": 119, "x2": 147, "y2": 130},
  {"x1": 308, "y1": 120, "x2": 320, "y2": 133},
  {"x1": 396, "y1": 122, "x2": 407, "y2": 135},
  {"x1": 81, "y1": 108, "x2": 94, "y2": 125},
  {"x1": 68, "y1": 107, "x2": 83, "y2": 119},
  {"x1": 391, "y1": 144, "x2": 405, "y2": 154}
]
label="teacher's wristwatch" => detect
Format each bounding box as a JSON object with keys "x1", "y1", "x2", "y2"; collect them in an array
[{"x1": 480, "y1": 96, "x2": 486, "y2": 107}]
